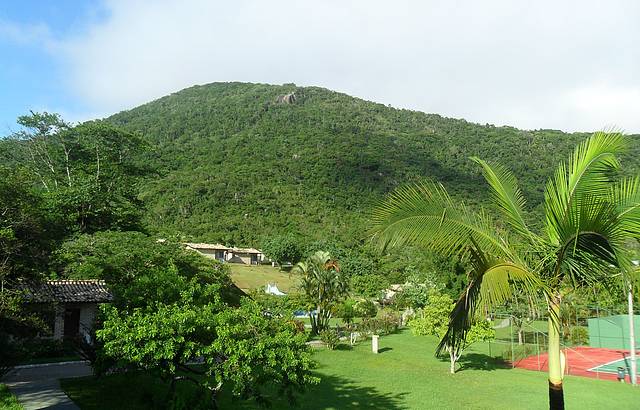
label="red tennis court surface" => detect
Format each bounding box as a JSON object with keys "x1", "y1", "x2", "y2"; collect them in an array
[{"x1": 513, "y1": 346, "x2": 630, "y2": 382}]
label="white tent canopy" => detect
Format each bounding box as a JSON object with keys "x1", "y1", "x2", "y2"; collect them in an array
[{"x1": 265, "y1": 283, "x2": 286, "y2": 296}]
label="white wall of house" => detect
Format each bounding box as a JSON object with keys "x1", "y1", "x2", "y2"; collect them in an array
[
  {"x1": 79, "y1": 304, "x2": 97, "y2": 341},
  {"x1": 53, "y1": 305, "x2": 64, "y2": 340},
  {"x1": 52, "y1": 303, "x2": 99, "y2": 341}
]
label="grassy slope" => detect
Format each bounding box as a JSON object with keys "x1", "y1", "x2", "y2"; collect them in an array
[
  {"x1": 62, "y1": 331, "x2": 638, "y2": 410},
  {"x1": 0, "y1": 384, "x2": 23, "y2": 410},
  {"x1": 229, "y1": 264, "x2": 299, "y2": 293}
]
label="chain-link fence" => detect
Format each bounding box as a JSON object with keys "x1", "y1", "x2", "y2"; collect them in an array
[{"x1": 474, "y1": 309, "x2": 640, "y2": 381}]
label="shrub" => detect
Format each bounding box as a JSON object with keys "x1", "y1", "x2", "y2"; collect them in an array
[
  {"x1": 292, "y1": 319, "x2": 306, "y2": 333},
  {"x1": 332, "y1": 299, "x2": 357, "y2": 326},
  {"x1": 319, "y1": 329, "x2": 340, "y2": 350},
  {"x1": 408, "y1": 290, "x2": 453, "y2": 337},
  {"x1": 350, "y1": 273, "x2": 389, "y2": 298},
  {"x1": 568, "y1": 326, "x2": 589, "y2": 346},
  {"x1": 358, "y1": 310, "x2": 401, "y2": 336},
  {"x1": 377, "y1": 308, "x2": 401, "y2": 334},
  {"x1": 508, "y1": 343, "x2": 538, "y2": 362},
  {"x1": 408, "y1": 316, "x2": 439, "y2": 336},
  {"x1": 354, "y1": 299, "x2": 377, "y2": 318}
]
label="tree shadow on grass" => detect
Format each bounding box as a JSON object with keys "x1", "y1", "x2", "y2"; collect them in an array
[
  {"x1": 444, "y1": 353, "x2": 510, "y2": 372},
  {"x1": 298, "y1": 374, "x2": 410, "y2": 409}
]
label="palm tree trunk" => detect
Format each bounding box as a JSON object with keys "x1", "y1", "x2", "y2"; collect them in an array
[
  {"x1": 548, "y1": 295, "x2": 564, "y2": 410},
  {"x1": 448, "y1": 346, "x2": 457, "y2": 374}
]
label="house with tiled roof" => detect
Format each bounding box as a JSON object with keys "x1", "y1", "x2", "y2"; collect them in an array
[
  {"x1": 23, "y1": 280, "x2": 112, "y2": 342},
  {"x1": 184, "y1": 243, "x2": 265, "y2": 265}
]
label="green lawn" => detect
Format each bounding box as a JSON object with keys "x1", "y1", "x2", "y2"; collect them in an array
[
  {"x1": 0, "y1": 384, "x2": 23, "y2": 410},
  {"x1": 229, "y1": 264, "x2": 299, "y2": 293},
  {"x1": 62, "y1": 330, "x2": 638, "y2": 409}
]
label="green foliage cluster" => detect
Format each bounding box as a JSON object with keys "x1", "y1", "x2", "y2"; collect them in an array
[
  {"x1": 293, "y1": 251, "x2": 348, "y2": 334},
  {"x1": 56, "y1": 231, "x2": 241, "y2": 308},
  {"x1": 0, "y1": 384, "x2": 22, "y2": 410},
  {"x1": 393, "y1": 269, "x2": 442, "y2": 309},
  {"x1": 104, "y1": 82, "x2": 640, "y2": 248},
  {"x1": 319, "y1": 329, "x2": 340, "y2": 350},
  {"x1": 99, "y1": 282, "x2": 317, "y2": 408},
  {"x1": 354, "y1": 299, "x2": 377, "y2": 318},
  {"x1": 260, "y1": 234, "x2": 303, "y2": 266},
  {"x1": 408, "y1": 291, "x2": 454, "y2": 337},
  {"x1": 358, "y1": 308, "x2": 401, "y2": 336}
]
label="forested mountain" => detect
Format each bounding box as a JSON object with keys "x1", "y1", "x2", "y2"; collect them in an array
[{"x1": 106, "y1": 82, "x2": 640, "y2": 246}]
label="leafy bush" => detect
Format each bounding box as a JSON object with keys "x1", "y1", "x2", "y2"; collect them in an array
[
  {"x1": 333, "y1": 299, "x2": 358, "y2": 327},
  {"x1": 568, "y1": 326, "x2": 589, "y2": 346},
  {"x1": 261, "y1": 234, "x2": 304, "y2": 267},
  {"x1": 20, "y1": 338, "x2": 72, "y2": 359},
  {"x1": 358, "y1": 318, "x2": 383, "y2": 336},
  {"x1": 350, "y1": 273, "x2": 389, "y2": 299},
  {"x1": 408, "y1": 291, "x2": 454, "y2": 337},
  {"x1": 408, "y1": 316, "x2": 440, "y2": 336},
  {"x1": 354, "y1": 299, "x2": 377, "y2": 318},
  {"x1": 319, "y1": 329, "x2": 340, "y2": 350},
  {"x1": 292, "y1": 319, "x2": 306, "y2": 333},
  {"x1": 358, "y1": 309, "x2": 400, "y2": 336},
  {"x1": 377, "y1": 309, "x2": 401, "y2": 334}
]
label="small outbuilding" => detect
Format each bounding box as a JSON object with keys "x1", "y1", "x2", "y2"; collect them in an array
[{"x1": 24, "y1": 280, "x2": 112, "y2": 342}]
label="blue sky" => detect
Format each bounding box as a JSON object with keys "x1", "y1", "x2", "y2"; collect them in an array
[
  {"x1": 0, "y1": 1, "x2": 108, "y2": 133},
  {"x1": 1, "y1": 1, "x2": 638, "y2": 134}
]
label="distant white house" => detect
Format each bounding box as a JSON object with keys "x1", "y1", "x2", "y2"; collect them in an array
[{"x1": 184, "y1": 242, "x2": 265, "y2": 265}]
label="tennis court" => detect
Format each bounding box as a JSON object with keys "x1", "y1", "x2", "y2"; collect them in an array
[
  {"x1": 514, "y1": 346, "x2": 636, "y2": 382},
  {"x1": 589, "y1": 357, "x2": 640, "y2": 377}
]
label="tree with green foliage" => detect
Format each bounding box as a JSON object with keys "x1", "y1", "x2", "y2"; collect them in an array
[
  {"x1": 292, "y1": 251, "x2": 348, "y2": 335},
  {"x1": 98, "y1": 280, "x2": 317, "y2": 409},
  {"x1": 350, "y1": 273, "x2": 389, "y2": 299},
  {"x1": 373, "y1": 132, "x2": 640, "y2": 409},
  {"x1": 0, "y1": 166, "x2": 52, "y2": 373},
  {"x1": 261, "y1": 234, "x2": 303, "y2": 268},
  {"x1": 408, "y1": 291, "x2": 494, "y2": 373},
  {"x1": 408, "y1": 291, "x2": 454, "y2": 338},
  {"x1": 6, "y1": 112, "x2": 145, "y2": 235},
  {"x1": 56, "y1": 231, "x2": 241, "y2": 309},
  {"x1": 332, "y1": 299, "x2": 357, "y2": 327},
  {"x1": 354, "y1": 299, "x2": 377, "y2": 319},
  {"x1": 394, "y1": 268, "x2": 442, "y2": 309}
]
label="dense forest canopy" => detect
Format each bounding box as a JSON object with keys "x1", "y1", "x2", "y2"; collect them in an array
[
  {"x1": 103, "y1": 82, "x2": 640, "y2": 245},
  {"x1": 1, "y1": 82, "x2": 638, "y2": 298}
]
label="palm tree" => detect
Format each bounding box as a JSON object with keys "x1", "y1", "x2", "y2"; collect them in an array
[
  {"x1": 371, "y1": 132, "x2": 640, "y2": 409},
  {"x1": 292, "y1": 251, "x2": 348, "y2": 335}
]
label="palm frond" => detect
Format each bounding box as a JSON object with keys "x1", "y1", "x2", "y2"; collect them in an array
[
  {"x1": 553, "y1": 194, "x2": 632, "y2": 285},
  {"x1": 370, "y1": 181, "x2": 513, "y2": 258},
  {"x1": 544, "y1": 131, "x2": 626, "y2": 245},
  {"x1": 611, "y1": 176, "x2": 640, "y2": 236},
  {"x1": 436, "y1": 244, "x2": 542, "y2": 355},
  {"x1": 472, "y1": 157, "x2": 533, "y2": 239}
]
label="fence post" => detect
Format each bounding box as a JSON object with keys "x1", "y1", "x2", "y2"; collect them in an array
[
  {"x1": 510, "y1": 315, "x2": 515, "y2": 368},
  {"x1": 536, "y1": 330, "x2": 540, "y2": 371}
]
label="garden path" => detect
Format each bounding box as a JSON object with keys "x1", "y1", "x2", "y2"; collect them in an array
[{"x1": 2, "y1": 361, "x2": 91, "y2": 409}]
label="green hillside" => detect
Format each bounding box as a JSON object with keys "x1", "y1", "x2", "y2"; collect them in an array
[{"x1": 107, "y1": 82, "x2": 640, "y2": 246}]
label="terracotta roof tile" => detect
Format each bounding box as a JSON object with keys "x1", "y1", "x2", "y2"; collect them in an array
[{"x1": 23, "y1": 280, "x2": 112, "y2": 303}]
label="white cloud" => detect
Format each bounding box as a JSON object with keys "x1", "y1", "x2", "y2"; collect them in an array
[
  {"x1": 34, "y1": 0, "x2": 640, "y2": 131},
  {"x1": 0, "y1": 19, "x2": 54, "y2": 47}
]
